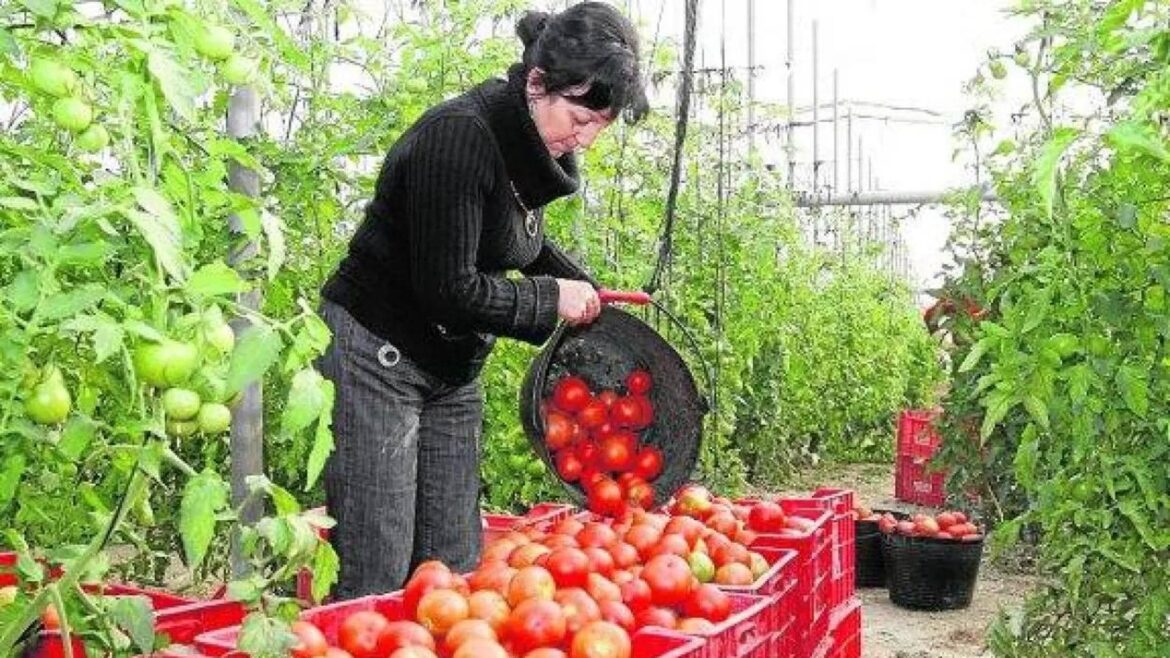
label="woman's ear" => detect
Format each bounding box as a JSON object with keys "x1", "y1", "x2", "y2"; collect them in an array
[{"x1": 526, "y1": 67, "x2": 547, "y2": 98}]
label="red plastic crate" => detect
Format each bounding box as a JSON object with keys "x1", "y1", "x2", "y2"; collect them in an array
[
  {"x1": 295, "y1": 503, "x2": 579, "y2": 603},
  {"x1": 198, "y1": 591, "x2": 710, "y2": 658},
  {"x1": 897, "y1": 409, "x2": 941, "y2": 459},
  {"x1": 810, "y1": 634, "x2": 835, "y2": 658},
  {"x1": 895, "y1": 455, "x2": 947, "y2": 507},
  {"x1": 829, "y1": 597, "x2": 862, "y2": 658},
  {"x1": 790, "y1": 490, "x2": 857, "y2": 611}
]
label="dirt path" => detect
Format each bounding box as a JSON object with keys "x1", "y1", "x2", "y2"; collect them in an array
[{"x1": 780, "y1": 462, "x2": 1037, "y2": 658}]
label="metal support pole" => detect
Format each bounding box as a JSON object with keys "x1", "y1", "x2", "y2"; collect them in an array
[
  {"x1": 792, "y1": 184, "x2": 999, "y2": 207},
  {"x1": 811, "y1": 21, "x2": 820, "y2": 194},
  {"x1": 785, "y1": 0, "x2": 796, "y2": 188},
  {"x1": 846, "y1": 107, "x2": 853, "y2": 192},
  {"x1": 832, "y1": 69, "x2": 839, "y2": 194},
  {"x1": 747, "y1": 0, "x2": 756, "y2": 156}
]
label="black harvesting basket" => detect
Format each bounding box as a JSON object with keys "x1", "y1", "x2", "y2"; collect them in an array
[
  {"x1": 519, "y1": 304, "x2": 709, "y2": 508},
  {"x1": 855, "y1": 509, "x2": 908, "y2": 588},
  {"x1": 882, "y1": 531, "x2": 984, "y2": 611}
]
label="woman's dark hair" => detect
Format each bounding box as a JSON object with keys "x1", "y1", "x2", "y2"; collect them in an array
[{"x1": 517, "y1": 2, "x2": 649, "y2": 123}]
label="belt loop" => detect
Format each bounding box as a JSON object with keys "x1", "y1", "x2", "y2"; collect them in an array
[{"x1": 377, "y1": 343, "x2": 401, "y2": 368}]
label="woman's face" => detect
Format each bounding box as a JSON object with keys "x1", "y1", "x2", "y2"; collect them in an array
[{"x1": 527, "y1": 70, "x2": 615, "y2": 159}]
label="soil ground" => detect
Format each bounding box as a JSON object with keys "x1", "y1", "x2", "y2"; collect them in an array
[{"x1": 783, "y1": 462, "x2": 1039, "y2": 658}]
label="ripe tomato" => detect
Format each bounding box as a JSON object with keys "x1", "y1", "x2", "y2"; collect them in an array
[
  {"x1": 452, "y1": 638, "x2": 508, "y2": 658},
  {"x1": 631, "y1": 447, "x2": 663, "y2": 481},
  {"x1": 597, "y1": 600, "x2": 636, "y2": 633},
  {"x1": 747, "y1": 501, "x2": 786, "y2": 533},
  {"x1": 581, "y1": 546, "x2": 616, "y2": 577},
  {"x1": 507, "y1": 565, "x2": 557, "y2": 607},
  {"x1": 625, "y1": 370, "x2": 652, "y2": 395},
  {"x1": 641, "y1": 555, "x2": 696, "y2": 607},
  {"x1": 444, "y1": 618, "x2": 497, "y2": 654},
  {"x1": 469, "y1": 562, "x2": 516, "y2": 594},
  {"x1": 576, "y1": 441, "x2": 601, "y2": 466},
  {"x1": 577, "y1": 522, "x2": 619, "y2": 549},
  {"x1": 632, "y1": 396, "x2": 654, "y2": 429},
  {"x1": 387, "y1": 648, "x2": 436, "y2": 658},
  {"x1": 554, "y1": 587, "x2": 602, "y2": 634},
  {"x1": 588, "y1": 478, "x2": 626, "y2": 517},
  {"x1": 676, "y1": 618, "x2": 717, "y2": 634},
  {"x1": 555, "y1": 451, "x2": 584, "y2": 482},
  {"x1": 623, "y1": 524, "x2": 662, "y2": 560},
  {"x1": 324, "y1": 649, "x2": 355, "y2": 658},
  {"x1": 377, "y1": 620, "x2": 435, "y2": 655},
  {"x1": 506, "y1": 598, "x2": 567, "y2": 654},
  {"x1": 608, "y1": 397, "x2": 642, "y2": 428},
  {"x1": 634, "y1": 606, "x2": 677, "y2": 630},
  {"x1": 553, "y1": 518, "x2": 585, "y2": 536},
  {"x1": 545, "y1": 411, "x2": 576, "y2": 451},
  {"x1": 467, "y1": 589, "x2": 511, "y2": 632},
  {"x1": 577, "y1": 399, "x2": 609, "y2": 430},
  {"x1": 598, "y1": 435, "x2": 634, "y2": 471},
  {"x1": 525, "y1": 649, "x2": 568, "y2": 658},
  {"x1": 290, "y1": 620, "x2": 328, "y2": 658},
  {"x1": 711, "y1": 542, "x2": 749, "y2": 567},
  {"x1": 41, "y1": 605, "x2": 61, "y2": 631},
  {"x1": 404, "y1": 568, "x2": 457, "y2": 619},
  {"x1": 553, "y1": 376, "x2": 592, "y2": 413},
  {"x1": 543, "y1": 534, "x2": 580, "y2": 550},
  {"x1": 608, "y1": 542, "x2": 639, "y2": 570},
  {"x1": 545, "y1": 547, "x2": 590, "y2": 588},
  {"x1": 936, "y1": 512, "x2": 958, "y2": 529},
  {"x1": 713, "y1": 563, "x2": 754, "y2": 586},
  {"x1": 570, "y1": 620, "x2": 631, "y2": 658},
  {"x1": 585, "y1": 572, "x2": 622, "y2": 604},
  {"x1": 509, "y1": 543, "x2": 552, "y2": 569},
  {"x1": 416, "y1": 589, "x2": 469, "y2": 636},
  {"x1": 706, "y1": 513, "x2": 740, "y2": 538},
  {"x1": 624, "y1": 480, "x2": 655, "y2": 510},
  {"x1": 480, "y1": 539, "x2": 518, "y2": 565},
  {"x1": 646, "y1": 533, "x2": 690, "y2": 560},
  {"x1": 683, "y1": 584, "x2": 731, "y2": 622},
  {"x1": 338, "y1": 610, "x2": 391, "y2": 658},
  {"x1": 597, "y1": 389, "x2": 619, "y2": 407}
]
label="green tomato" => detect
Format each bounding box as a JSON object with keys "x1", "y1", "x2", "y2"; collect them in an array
[
  {"x1": 25, "y1": 377, "x2": 71, "y2": 425},
  {"x1": 1013, "y1": 50, "x2": 1029, "y2": 67},
  {"x1": 197, "y1": 402, "x2": 232, "y2": 434},
  {"x1": 163, "y1": 387, "x2": 201, "y2": 420},
  {"x1": 204, "y1": 321, "x2": 235, "y2": 355},
  {"x1": 161, "y1": 341, "x2": 200, "y2": 386},
  {"x1": 194, "y1": 24, "x2": 235, "y2": 61},
  {"x1": 51, "y1": 97, "x2": 93, "y2": 133},
  {"x1": 166, "y1": 419, "x2": 199, "y2": 438},
  {"x1": 525, "y1": 459, "x2": 545, "y2": 477},
  {"x1": 0, "y1": 586, "x2": 17, "y2": 607},
  {"x1": 29, "y1": 58, "x2": 78, "y2": 97},
  {"x1": 687, "y1": 551, "x2": 716, "y2": 583},
  {"x1": 508, "y1": 454, "x2": 528, "y2": 471},
  {"x1": 221, "y1": 54, "x2": 257, "y2": 85},
  {"x1": 74, "y1": 124, "x2": 109, "y2": 152},
  {"x1": 989, "y1": 60, "x2": 1007, "y2": 80},
  {"x1": 133, "y1": 343, "x2": 170, "y2": 387}
]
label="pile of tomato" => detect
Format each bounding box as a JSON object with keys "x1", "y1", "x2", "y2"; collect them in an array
[
  {"x1": 876, "y1": 510, "x2": 982, "y2": 541},
  {"x1": 542, "y1": 370, "x2": 664, "y2": 516}
]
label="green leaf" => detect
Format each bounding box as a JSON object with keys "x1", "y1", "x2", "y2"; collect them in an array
[
  {"x1": 1067, "y1": 364, "x2": 1093, "y2": 406},
  {"x1": 226, "y1": 575, "x2": 266, "y2": 606},
  {"x1": 0, "y1": 27, "x2": 16, "y2": 57},
  {"x1": 260, "y1": 211, "x2": 286, "y2": 280},
  {"x1": 1116, "y1": 203, "x2": 1137, "y2": 229},
  {"x1": 958, "y1": 339, "x2": 990, "y2": 373},
  {"x1": 180, "y1": 469, "x2": 229, "y2": 568},
  {"x1": 1107, "y1": 120, "x2": 1170, "y2": 162},
  {"x1": 281, "y1": 368, "x2": 327, "y2": 436},
  {"x1": 18, "y1": 0, "x2": 56, "y2": 17},
  {"x1": 39, "y1": 287, "x2": 105, "y2": 322},
  {"x1": 225, "y1": 324, "x2": 284, "y2": 398},
  {"x1": 187, "y1": 261, "x2": 249, "y2": 297},
  {"x1": 64, "y1": 314, "x2": 125, "y2": 363},
  {"x1": 1117, "y1": 499, "x2": 1164, "y2": 550},
  {"x1": 124, "y1": 207, "x2": 186, "y2": 283},
  {"x1": 1021, "y1": 290, "x2": 1051, "y2": 333},
  {"x1": 1031, "y1": 127, "x2": 1079, "y2": 219},
  {"x1": 108, "y1": 595, "x2": 155, "y2": 653},
  {"x1": 981, "y1": 390, "x2": 1017, "y2": 440},
  {"x1": 305, "y1": 401, "x2": 334, "y2": 492},
  {"x1": 58, "y1": 242, "x2": 114, "y2": 266},
  {"x1": 0, "y1": 454, "x2": 27, "y2": 507},
  {"x1": 0, "y1": 197, "x2": 39, "y2": 211},
  {"x1": 231, "y1": 0, "x2": 310, "y2": 70},
  {"x1": 310, "y1": 541, "x2": 339, "y2": 604},
  {"x1": 269, "y1": 482, "x2": 300, "y2": 516},
  {"x1": 237, "y1": 612, "x2": 297, "y2": 658},
  {"x1": 147, "y1": 47, "x2": 197, "y2": 122},
  {"x1": 1023, "y1": 394, "x2": 1050, "y2": 429},
  {"x1": 1014, "y1": 423, "x2": 1040, "y2": 488},
  {"x1": 8, "y1": 270, "x2": 39, "y2": 313},
  {"x1": 59, "y1": 418, "x2": 97, "y2": 461},
  {"x1": 1115, "y1": 364, "x2": 1149, "y2": 417}
]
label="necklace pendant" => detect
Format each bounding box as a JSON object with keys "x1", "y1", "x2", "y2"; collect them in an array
[{"x1": 525, "y1": 210, "x2": 538, "y2": 237}]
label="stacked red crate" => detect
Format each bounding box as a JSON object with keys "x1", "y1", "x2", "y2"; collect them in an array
[{"x1": 895, "y1": 409, "x2": 947, "y2": 507}]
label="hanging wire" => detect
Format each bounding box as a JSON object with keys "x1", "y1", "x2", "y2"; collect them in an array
[{"x1": 645, "y1": 0, "x2": 699, "y2": 295}]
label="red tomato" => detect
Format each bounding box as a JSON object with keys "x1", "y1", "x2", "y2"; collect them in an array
[
  {"x1": 624, "y1": 480, "x2": 655, "y2": 510},
  {"x1": 608, "y1": 542, "x2": 640, "y2": 570},
  {"x1": 338, "y1": 610, "x2": 391, "y2": 658},
  {"x1": 506, "y1": 598, "x2": 568, "y2": 654},
  {"x1": 580, "y1": 467, "x2": 606, "y2": 492},
  {"x1": 543, "y1": 533, "x2": 580, "y2": 550},
  {"x1": 468, "y1": 590, "x2": 511, "y2": 632},
  {"x1": 556, "y1": 451, "x2": 584, "y2": 482},
  {"x1": 713, "y1": 563, "x2": 754, "y2": 586},
  {"x1": 452, "y1": 638, "x2": 508, "y2": 658},
  {"x1": 509, "y1": 543, "x2": 552, "y2": 569},
  {"x1": 588, "y1": 478, "x2": 626, "y2": 517},
  {"x1": 553, "y1": 518, "x2": 585, "y2": 536},
  {"x1": 575, "y1": 441, "x2": 601, "y2": 466},
  {"x1": 662, "y1": 517, "x2": 703, "y2": 548},
  {"x1": 570, "y1": 620, "x2": 631, "y2": 658},
  {"x1": 444, "y1": 619, "x2": 497, "y2": 655},
  {"x1": 324, "y1": 649, "x2": 355, "y2": 658},
  {"x1": 545, "y1": 547, "x2": 590, "y2": 588},
  {"x1": 706, "y1": 513, "x2": 740, "y2": 538},
  {"x1": 583, "y1": 546, "x2": 616, "y2": 577},
  {"x1": 507, "y1": 565, "x2": 557, "y2": 607},
  {"x1": 290, "y1": 620, "x2": 328, "y2": 658},
  {"x1": 553, "y1": 376, "x2": 592, "y2": 413},
  {"x1": 416, "y1": 589, "x2": 469, "y2": 636},
  {"x1": 747, "y1": 501, "x2": 786, "y2": 533},
  {"x1": 631, "y1": 447, "x2": 663, "y2": 481},
  {"x1": 403, "y1": 568, "x2": 457, "y2": 620},
  {"x1": 623, "y1": 524, "x2": 662, "y2": 560},
  {"x1": 676, "y1": 618, "x2": 717, "y2": 634},
  {"x1": 555, "y1": 587, "x2": 602, "y2": 634},
  {"x1": 545, "y1": 411, "x2": 576, "y2": 451},
  {"x1": 577, "y1": 522, "x2": 619, "y2": 549},
  {"x1": 387, "y1": 648, "x2": 436, "y2": 658},
  {"x1": 625, "y1": 370, "x2": 652, "y2": 395},
  {"x1": 608, "y1": 397, "x2": 642, "y2": 428},
  {"x1": 711, "y1": 542, "x2": 749, "y2": 567},
  {"x1": 376, "y1": 620, "x2": 435, "y2": 656},
  {"x1": 936, "y1": 512, "x2": 958, "y2": 529},
  {"x1": 641, "y1": 555, "x2": 696, "y2": 607},
  {"x1": 41, "y1": 605, "x2": 61, "y2": 631},
  {"x1": 481, "y1": 539, "x2": 519, "y2": 565},
  {"x1": 525, "y1": 649, "x2": 568, "y2": 658},
  {"x1": 683, "y1": 584, "x2": 731, "y2": 622},
  {"x1": 646, "y1": 533, "x2": 690, "y2": 560},
  {"x1": 598, "y1": 390, "x2": 619, "y2": 407},
  {"x1": 577, "y1": 399, "x2": 609, "y2": 430},
  {"x1": 598, "y1": 435, "x2": 634, "y2": 471},
  {"x1": 632, "y1": 396, "x2": 654, "y2": 429},
  {"x1": 597, "y1": 600, "x2": 636, "y2": 633},
  {"x1": 586, "y1": 572, "x2": 623, "y2": 604},
  {"x1": 469, "y1": 562, "x2": 516, "y2": 594},
  {"x1": 634, "y1": 606, "x2": 677, "y2": 630}
]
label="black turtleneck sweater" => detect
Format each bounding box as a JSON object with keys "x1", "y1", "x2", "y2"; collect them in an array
[{"x1": 321, "y1": 64, "x2": 595, "y2": 384}]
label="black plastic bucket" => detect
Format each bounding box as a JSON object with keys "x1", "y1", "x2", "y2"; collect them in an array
[
  {"x1": 855, "y1": 509, "x2": 907, "y2": 588},
  {"x1": 883, "y1": 532, "x2": 984, "y2": 610}
]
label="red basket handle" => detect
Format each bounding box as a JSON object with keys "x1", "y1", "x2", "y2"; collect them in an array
[{"x1": 598, "y1": 289, "x2": 652, "y2": 305}]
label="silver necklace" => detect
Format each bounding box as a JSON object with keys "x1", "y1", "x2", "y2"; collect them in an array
[{"x1": 509, "y1": 181, "x2": 539, "y2": 237}]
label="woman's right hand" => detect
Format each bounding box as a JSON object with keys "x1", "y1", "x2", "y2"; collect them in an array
[{"x1": 556, "y1": 279, "x2": 601, "y2": 326}]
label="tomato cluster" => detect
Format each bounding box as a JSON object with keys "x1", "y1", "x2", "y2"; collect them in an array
[
  {"x1": 877, "y1": 510, "x2": 982, "y2": 541},
  {"x1": 668, "y1": 485, "x2": 818, "y2": 538},
  {"x1": 542, "y1": 371, "x2": 663, "y2": 517}
]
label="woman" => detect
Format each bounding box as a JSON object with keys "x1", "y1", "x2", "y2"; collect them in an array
[{"x1": 317, "y1": 2, "x2": 649, "y2": 599}]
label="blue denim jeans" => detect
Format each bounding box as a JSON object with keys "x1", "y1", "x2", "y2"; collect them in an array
[{"x1": 317, "y1": 300, "x2": 484, "y2": 600}]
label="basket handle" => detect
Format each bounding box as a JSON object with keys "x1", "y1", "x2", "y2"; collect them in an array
[{"x1": 598, "y1": 288, "x2": 653, "y2": 305}]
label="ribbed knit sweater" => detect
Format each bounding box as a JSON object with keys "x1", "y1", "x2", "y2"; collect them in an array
[{"x1": 321, "y1": 64, "x2": 595, "y2": 384}]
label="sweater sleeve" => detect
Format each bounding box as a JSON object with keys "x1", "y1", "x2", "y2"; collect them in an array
[
  {"x1": 521, "y1": 238, "x2": 600, "y2": 288},
  {"x1": 402, "y1": 115, "x2": 560, "y2": 345}
]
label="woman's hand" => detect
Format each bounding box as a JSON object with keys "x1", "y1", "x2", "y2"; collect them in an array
[{"x1": 556, "y1": 279, "x2": 601, "y2": 326}]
